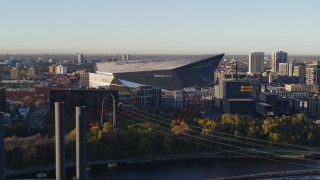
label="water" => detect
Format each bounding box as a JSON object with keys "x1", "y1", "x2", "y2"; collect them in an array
[
  {"x1": 88, "y1": 158, "x2": 320, "y2": 180},
  {"x1": 8, "y1": 158, "x2": 320, "y2": 180},
  {"x1": 263, "y1": 176, "x2": 320, "y2": 180}
]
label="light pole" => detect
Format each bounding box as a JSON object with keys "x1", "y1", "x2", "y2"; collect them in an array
[{"x1": 100, "y1": 93, "x2": 116, "y2": 128}]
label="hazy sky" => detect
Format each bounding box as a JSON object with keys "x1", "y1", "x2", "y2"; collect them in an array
[{"x1": 0, "y1": 0, "x2": 319, "y2": 55}]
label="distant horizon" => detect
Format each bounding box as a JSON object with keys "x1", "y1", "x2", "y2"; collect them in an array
[{"x1": 1, "y1": 52, "x2": 319, "y2": 57}]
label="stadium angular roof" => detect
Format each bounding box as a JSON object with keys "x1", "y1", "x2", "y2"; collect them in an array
[{"x1": 96, "y1": 54, "x2": 224, "y2": 74}]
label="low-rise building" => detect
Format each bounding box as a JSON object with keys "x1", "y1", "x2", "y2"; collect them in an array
[
  {"x1": 7, "y1": 100, "x2": 23, "y2": 112},
  {"x1": 294, "y1": 99, "x2": 308, "y2": 113},
  {"x1": 50, "y1": 89, "x2": 118, "y2": 112},
  {"x1": 79, "y1": 72, "x2": 89, "y2": 88},
  {"x1": 259, "y1": 93, "x2": 278, "y2": 107},
  {"x1": 223, "y1": 99, "x2": 256, "y2": 115},
  {"x1": 49, "y1": 65, "x2": 67, "y2": 74},
  {"x1": 284, "y1": 84, "x2": 318, "y2": 93},
  {"x1": 28, "y1": 67, "x2": 36, "y2": 78},
  {"x1": 308, "y1": 95, "x2": 320, "y2": 119},
  {"x1": 136, "y1": 86, "x2": 161, "y2": 111},
  {"x1": 256, "y1": 102, "x2": 275, "y2": 117},
  {"x1": 174, "y1": 87, "x2": 202, "y2": 110}
]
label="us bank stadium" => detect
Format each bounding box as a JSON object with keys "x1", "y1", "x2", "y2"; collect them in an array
[{"x1": 89, "y1": 54, "x2": 224, "y2": 91}]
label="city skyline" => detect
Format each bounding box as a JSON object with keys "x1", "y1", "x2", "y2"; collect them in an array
[{"x1": 1, "y1": 0, "x2": 320, "y2": 55}]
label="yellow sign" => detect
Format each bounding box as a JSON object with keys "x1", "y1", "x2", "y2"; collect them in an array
[{"x1": 240, "y1": 86, "x2": 253, "y2": 92}]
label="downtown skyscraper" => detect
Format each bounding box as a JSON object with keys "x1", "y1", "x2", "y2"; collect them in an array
[
  {"x1": 271, "y1": 51, "x2": 288, "y2": 72},
  {"x1": 248, "y1": 52, "x2": 264, "y2": 74}
]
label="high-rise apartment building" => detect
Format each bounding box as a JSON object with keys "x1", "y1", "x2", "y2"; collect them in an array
[
  {"x1": 10, "y1": 68, "x2": 19, "y2": 80},
  {"x1": 78, "y1": 53, "x2": 84, "y2": 64},
  {"x1": 306, "y1": 61, "x2": 320, "y2": 85},
  {"x1": 248, "y1": 52, "x2": 264, "y2": 74},
  {"x1": 271, "y1": 51, "x2": 288, "y2": 72},
  {"x1": 288, "y1": 62, "x2": 294, "y2": 76}
]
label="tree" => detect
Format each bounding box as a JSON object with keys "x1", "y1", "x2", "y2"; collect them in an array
[
  {"x1": 171, "y1": 119, "x2": 189, "y2": 136},
  {"x1": 34, "y1": 100, "x2": 43, "y2": 108},
  {"x1": 194, "y1": 118, "x2": 216, "y2": 136},
  {"x1": 102, "y1": 122, "x2": 112, "y2": 133}
]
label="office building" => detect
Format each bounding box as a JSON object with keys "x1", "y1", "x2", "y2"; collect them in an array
[
  {"x1": 223, "y1": 81, "x2": 253, "y2": 99},
  {"x1": 271, "y1": 51, "x2": 288, "y2": 72},
  {"x1": 214, "y1": 71, "x2": 260, "y2": 100},
  {"x1": 248, "y1": 52, "x2": 264, "y2": 74},
  {"x1": 278, "y1": 63, "x2": 288, "y2": 75}
]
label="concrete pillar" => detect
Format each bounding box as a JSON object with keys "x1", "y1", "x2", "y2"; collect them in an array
[
  {"x1": 76, "y1": 106, "x2": 86, "y2": 180},
  {"x1": 0, "y1": 112, "x2": 5, "y2": 180},
  {"x1": 55, "y1": 102, "x2": 65, "y2": 180}
]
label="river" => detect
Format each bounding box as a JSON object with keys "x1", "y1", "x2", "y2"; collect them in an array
[
  {"x1": 7, "y1": 157, "x2": 320, "y2": 180},
  {"x1": 89, "y1": 158, "x2": 319, "y2": 180}
]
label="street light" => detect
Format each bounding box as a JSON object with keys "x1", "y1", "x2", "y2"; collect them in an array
[{"x1": 100, "y1": 93, "x2": 116, "y2": 128}]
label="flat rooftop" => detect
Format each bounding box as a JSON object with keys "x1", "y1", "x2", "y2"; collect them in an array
[{"x1": 225, "y1": 99, "x2": 255, "y2": 102}]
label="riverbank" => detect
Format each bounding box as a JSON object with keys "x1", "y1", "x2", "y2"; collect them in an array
[{"x1": 6, "y1": 153, "x2": 318, "y2": 178}]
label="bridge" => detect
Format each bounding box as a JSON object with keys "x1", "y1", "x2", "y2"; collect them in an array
[{"x1": 1, "y1": 99, "x2": 320, "y2": 179}]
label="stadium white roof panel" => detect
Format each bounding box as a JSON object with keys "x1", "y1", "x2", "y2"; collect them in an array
[{"x1": 96, "y1": 54, "x2": 221, "y2": 74}]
